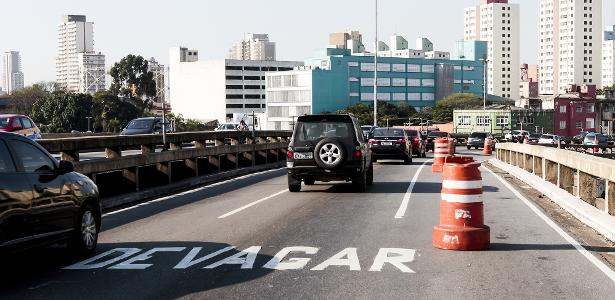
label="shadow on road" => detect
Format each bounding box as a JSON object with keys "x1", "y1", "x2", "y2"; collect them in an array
[{"x1": 0, "y1": 241, "x2": 275, "y2": 299}]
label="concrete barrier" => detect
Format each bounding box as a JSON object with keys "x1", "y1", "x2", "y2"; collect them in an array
[
  {"x1": 38, "y1": 131, "x2": 292, "y2": 209},
  {"x1": 496, "y1": 143, "x2": 615, "y2": 216}
]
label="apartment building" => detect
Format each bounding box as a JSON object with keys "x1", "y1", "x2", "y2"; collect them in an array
[
  {"x1": 228, "y1": 33, "x2": 276, "y2": 61},
  {"x1": 603, "y1": 26, "x2": 615, "y2": 88},
  {"x1": 539, "y1": 0, "x2": 602, "y2": 94},
  {"x1": 2, "y1": 51, "x2": 24, "y2": 94},
  {"x1": 464, "y1": 0, "x2": 520, "y2": 100}
]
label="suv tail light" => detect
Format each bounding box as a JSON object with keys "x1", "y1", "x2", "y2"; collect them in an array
[
  {"x1": 395, "y1": 139, "x2": 407, "y2": 144},
  {"x1": 287, "y1": 151, "x2": 294, "y2": 159},
  {"x1": 412, "y1": 137, "x2": 419, "y2": 144},
  {"x1": 368, "y1": 139, "x2": 377, "y2": 145},
  {"x1": 354, "y1": 150, "x2": 362, "y2": 158}
]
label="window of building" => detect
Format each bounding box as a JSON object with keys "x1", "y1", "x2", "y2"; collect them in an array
[
  {"x1": 392, "y1": 78, "x2": 406, "y2": 86},
  {"x1": 245, "y1": 104, "x2": 261, "y2": 108},
  {"x1": 422, "y1": 93, "x2": 435, "y2": 101},
  {"x1": 560, "y1": 121, "x2": 566, "y2": 130},
  {"x1": 457, "y1": 115, "x2": 471, "y2": 126},
  {"x1": 496, "y1": 116, "x2": 509, "y2": 125},
  {"x1": 422, "y1": 79, "x2": 435, "y2": 87},
  {"x1": 576, "y1": 106, "x2": 582, "y2": 113},
  {"x1": 407, "y1": 79, "x2": 421, "y2": 86},
  {"x1": 361, "y1": 78, "x2": 374, "y2": 86},
  {"x1": 407, "y1": 93, "x2": 421, "y2": 101},
  {"x1": 376, "y1": 78, "x2": 391, "y2": 87},
  {"x1": 576, "y1": 121, "x2": 582, "y2": 129},
  {"x1": 421, "y1": 65, "x2": 435, "y2": 73},
  {"x1": 392, "y1": 64, "x2": 406, "y2": 72},
  {"x1": 360, "y1": 63, "x2": 375, "y2": 72},
  {"x1": 407, "y1": 64, "x2": 421, "y2": 72},
  {"x1": 226, "y1": 94, "x2": 243, "y2": 99},
  {"x1": 586, "y1": 118, "x2": 594, "y2": 129},
  {"x1": 377, "y1": 63, "x2": 391, "y2": 72},
  {"x1": 392, "y1": 93, "x2": 406, "y2": 101},
  {"x1": 226, "y1": 104, "x2": 243, "y2": 109},
  {"x1": 476, "y1": 116, "x2": 491, "y2": 126},
  {"x1": 587, "y1": 103, "x2": 595, "y2": 113}
]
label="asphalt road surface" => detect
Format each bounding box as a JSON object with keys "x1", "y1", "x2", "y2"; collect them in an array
[{"x1": 2, "y1": 149, "x2": 615, "y2": 299}]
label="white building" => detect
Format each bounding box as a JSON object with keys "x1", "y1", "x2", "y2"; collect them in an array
[
  {"x1": 169, "y1": 46, "x2": 302, "y2": 122},
  {"x1": 377, "y1": 35, "x2": 449, "y2": 59},
  {"x1": 77, "y1": 52, "x2": 105, "y2": 94},
  {"x1": 464, "y1": 0, "x2": 520, "y2": 99},
  {"x1": 539, "y1": 0, "x2": 602, "y2": 94},
  {"x1": 265, "y1": 68, "x2": 313, "y2": 130},
  {"x1": 228, "y1": 33, "x2": 276, "y2": 61},
  {"x1": 603, "y1": 26, "x2": 615, "y2": 88},
  {"x1": 56, "y1": 15, "x2": 95, "y2": 92},
  {"x1": 2, "y1": 51, "x2": 24, "y2": 94}
]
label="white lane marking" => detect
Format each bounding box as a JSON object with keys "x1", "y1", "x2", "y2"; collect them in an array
[
  {"x1": 368, "y1": 248, "x2": 416, "y2": 273},
  {"x1": 441, "y1": 193, "x2": 482, "y2": 203},
  {"x1": 102, "y1": 167, "x2": 285, "y2": 218},
  {"x1": 485, "y1": 167, "x2": 615, "y2": 284},
  {"x1": 217, "y1": 189, "x2": 288, "y2": 219},
  {"x1": 442, "y1": 180, "x2": 483, "y2": 189},
  {"x1": 394, "y1": 160, "x2": 431, "y2": 219}
]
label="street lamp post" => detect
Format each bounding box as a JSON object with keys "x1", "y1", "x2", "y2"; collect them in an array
[
  {"x1": 373, "y1": 0, "x2": 379, "y2": 127},
  {"x1": 481, "y1": 58, "x2": 488, "y2": 132},
  {"x1": 85, "y1": 117, "x2": 92, "y2": 132}
]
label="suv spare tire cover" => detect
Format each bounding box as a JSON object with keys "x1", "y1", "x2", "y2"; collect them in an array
[{"x1": 314, "y1": 138, "x2": 346, "y2": 169}]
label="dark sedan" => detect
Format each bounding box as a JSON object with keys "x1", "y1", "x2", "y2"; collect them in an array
[
  {"x1": 368, "y1": 128, "x2": 412, "y2": 164},
  {"x1": 0, "y1": 132, "x2": 101, "y2": 253},
  {"x1": 405, "y1": 129, "x2": 426, "y2": 157},
  {"x1": 466, "y1": 132, "x2": 494, "y2": 150}
]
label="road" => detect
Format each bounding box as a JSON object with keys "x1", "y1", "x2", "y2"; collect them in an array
[{"x1": 2, "y1": 149, "x2": 615, "y2": 299}]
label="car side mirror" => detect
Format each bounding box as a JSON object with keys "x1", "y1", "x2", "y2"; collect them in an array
[{"x1": 57, "y1": 160, "x2": 75, "y2": 175}]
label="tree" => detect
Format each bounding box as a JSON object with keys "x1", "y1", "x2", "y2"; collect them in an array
[
  {"x1": 7, "y1": 82, "x2": 61, "y2": 115},
  {"x1": 91, "y1": 91, "x2": 141, "y2": 132},
  {"x1": 335, "y1": 102, "x2": 418, "y2": 126},
  {"x1": 166, "y1": 113, "x2": 209, "y2": 132},
  {"x1": 31, "y1": 92, "x2": 93, "y2": 133},
  {"x1": 109, "y1": 55, "x2": 156, "y2": 110},
  {"x1": 598, "y1": 84, "x2": 615, "y2": 96},
  {"x1": 431, "y1": 93, "x2": 485, "y2": 123}
]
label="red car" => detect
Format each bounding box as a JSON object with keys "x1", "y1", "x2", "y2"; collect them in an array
[
  {"x1": 0, "y1": 114, "x2": 42, "y2": 140},
  {"x1": 404, "y1": 129, "x2": 427, "y2": 158}
]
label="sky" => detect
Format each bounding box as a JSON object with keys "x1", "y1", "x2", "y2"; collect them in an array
[{"x1": 2, "y1": 0, "x2": 615, "y2": 86}]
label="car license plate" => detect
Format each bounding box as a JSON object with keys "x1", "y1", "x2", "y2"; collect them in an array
[
  {"x1": 381, "y1": 142, "x2": 393, "y2": 146},
  {"x1": 293, "y1": 152, "x2": 313, "y2": 160}
]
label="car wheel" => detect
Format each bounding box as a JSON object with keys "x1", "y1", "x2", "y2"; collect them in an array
[
  {"x1": 366, "y1": 164, "x2": 374, "y2": 186},
  {"x1": 314, "y1": 138, "x2": 345, "y2": 170},
  {"x1": 467, "y1": 146, "x2": 471, "y2": 150},
  {"x1": 288, "y1": 175, "x2": 301, "y2": 192},
  {"x1": 69, "y1": 204, "x2": 99, "y2": 254},
  {"x1": 404, "y1": 154, "x2": 412, "y2": 165},
  {"x1": 475, "y1": 146, "x2": 479, "y2": 150},
  {"x1": 304, "y1": 178, "x2": 315, "y2": 185},
  {"x1": 352, "y1": 171, "x2": 367, "y2": 192}
]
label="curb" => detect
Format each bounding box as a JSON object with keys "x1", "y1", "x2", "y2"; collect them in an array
[{"x1": 488, "y1": 158, "x2": 615, "y2": 243}]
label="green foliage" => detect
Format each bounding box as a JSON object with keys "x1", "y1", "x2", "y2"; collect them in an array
[
  {"x1": 8, "y1": 82, "x2": 60, "y2": 115},
  {"x1": 109, "y1": 55, "x2": 156, "y2": 110},
  {"x1": 597, "y1": 84, "x2": 615, "y2": 96},
  {"x1": 91, "y1": 91, "x2": 141, "y2": 132},
  {"x1": 335, "y1": 102, "x2": 419, "y2": 126},
  {"x1": 432, "y1": 93, "x2": 484, "y2": 123},
  {"x1": 31, "y1": 92, "x2": 94, "y2": 133},
  {"x1": 166, "y1": 113, "x2": 211, "y2": 132}
]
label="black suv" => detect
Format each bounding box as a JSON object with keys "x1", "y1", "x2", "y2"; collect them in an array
[
  {"x1": 0, "y1": 132, "x2": 101, "y2": 253},
  {"x1": 287, "y1": 114, "x2": 373, "y2": 192}
]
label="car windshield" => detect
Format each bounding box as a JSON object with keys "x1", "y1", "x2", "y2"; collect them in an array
[
  {"x1": 372, "y1": 128, "x2": 405, "y2": 137},
  {"x1": 126, "y1": 119, "x2": 154, "y2": 130},
  {"x1": 541, "y1": 135, "x2": 554, "y2": 139},
  {"x1": 428, "y1": 131, "x2": 448, "y2": 137},
  {"x1": 530, "y1": 133, "x2": 542, "y2": 138},
  {"x1": 470, "y1": 133, "x2": 487, "y2": 138},
  {"x1": 296, "y1": 122, "x2": 352, "y2": 141},
  {"x1": 0, "y1": 117, "x2": 10, "y2": 129}
]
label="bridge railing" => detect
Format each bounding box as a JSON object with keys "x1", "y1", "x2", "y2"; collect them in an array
[
  {"x1": 38, "y1": 131, "x2": 292, "y2": 208},
  {"x1": 495, "y1": 143, "x2": 615, "y2": 216}
]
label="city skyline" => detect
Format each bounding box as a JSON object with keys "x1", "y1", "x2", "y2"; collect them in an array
[{"x1": 2, "y1": 0, "x2": 615, "y2": 86}]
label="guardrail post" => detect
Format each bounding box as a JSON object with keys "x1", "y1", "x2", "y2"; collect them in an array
[
  {"x1": 123, "y1": 168, "x2": 139, "y2": 192},
  {"x1": 141, "y1": 144, "x2": 155, "y2": 155},
  {"x1": 558, "y1": 164, "x2": 575, "y2": 195},
  {"x1": 60, "y1": 150, "x2": 79, "y2": 162},
  {"x1": 215, "y1": 139, "x2": 225, "y2": 147},
  {"x1": 209, "y1": 156, "x2": 221, "y2": 173},
  {"x1": 607, "y1": 181, "x2": 615, "y2": 216},
  {"x1": 194, "y1": 140, "x2": 206, "y2": 148},
  {"x1": 157, "y1": 162, "x2": 171, "y2": 184},
  {"x1": 105, "y1": 146, "x2": 122, "y2": 159},
  {"x1": 230, "y1": 138, "x2": 240, "y2": 146},
  {"x1": 257, "y1": 137, "x2": 267, "y2": 144},
  {"x1": 185, "y1": 158, "x2": 198, "y2": 176}
]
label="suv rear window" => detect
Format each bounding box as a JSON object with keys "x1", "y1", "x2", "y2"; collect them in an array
[
  {"x1": 372, "y1": 128, "x2": 405, "y2": 137},
  {"x1": 470, "y1": 132, "x2": 487, "y2": 138},
  {"x1": 295, "y1": 122, "x2": 352, "y2": 141}
]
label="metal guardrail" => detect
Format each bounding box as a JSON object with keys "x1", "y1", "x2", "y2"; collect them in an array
[
  {"x1": 495, "y1": 143, "x2": 615, "y2": 216},
  {"x1": 38, "y1": 131, "x2": 292, "y2": 201}
]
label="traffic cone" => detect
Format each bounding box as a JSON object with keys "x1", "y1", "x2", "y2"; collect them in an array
[
  {"x1": 433, "y1": 159, "x2": 490, "y2": 251},
  {"x1": 432, "y1": 137, "x2": 450, "y2": 173},
  {"x1": 523, "y1": 136, "x2": 529, "y2": 144},
  {"x1": 483, "y1": 137, "x2": 492, "y2": 156}
]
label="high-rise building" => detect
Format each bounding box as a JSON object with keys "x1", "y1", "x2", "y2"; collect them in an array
[
  {"x1": 228, "y1": 33, "x2": 276, "y2": 61},
  {"x1": 539, "y1": 0, "x2": 602, "y2": 95},
  {"x1": 329, "y1": 31, "x2": 365, "y2": 54},
  {"x1": 77, "y1": 52, "x2": 105, "y2": 94},
  {"x1": 2, "y1": 51, "x2": 24, "y2": 94},
  {"x1": 56, "y1": 15, "x2": 107, "y2": 92},
  {"x1": 603, "y1": 26, "x2": 615, "y2": 88},
  {"x1": 464, "y1": 0, "x2": 520, "y2": 100}
]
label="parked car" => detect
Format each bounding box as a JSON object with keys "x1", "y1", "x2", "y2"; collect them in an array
[
  {"x1": 466, "y1": 132, "x2": 494, "y2": 150},
  {"x1": 538, "y1": 134, "x2": 561, "y2": 145},
  {"x1": 583, "y1": 133, "x2": 609, "y2": 147},
  {"x1": 528, "y1": 133, "x2": 542, "y2": 144},
  {"x1": 426, "y1": 131, "x2": 451, "y2": 152},
  {"x1": 215, "y1": 123, "x2": 240, "y2": 132},
  {"x1": 361, "y1": 125, "x2": 377, "y2": 137},
  {"x1": 0, "y1": 132, "x2": 100, "y2": 253},
  {"x1": 504, "y1": 130, "x2": 529, "y2": 142},
  {"x1": 286, "y1": 114, "x2": 373, "y2": 192},
  {"x1": 120, "y1": 117, "x2": 171, "y2": 136},
  {"x1": 573, "y1": 131, "x2": 592, "y2": 144},
  {"x1": 404, "y1": 129, "x2": 426, "y2": 158},
  {"x1": 0, "y1": 114, "x2": 42, "y2": 140},
  {"x1": 368, "y1": 128, "x2": 413, "y2": 164}
]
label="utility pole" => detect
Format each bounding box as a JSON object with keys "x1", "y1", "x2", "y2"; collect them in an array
[
  {"x1": 481, "y1": 58, "x2": 488, "y2": 132},
  {"x1": 373, "y1": 0, "x2": 379, "y2": 127},
  {"x1": 85, "y1": 117, "x2": 92, "y2": 132}
]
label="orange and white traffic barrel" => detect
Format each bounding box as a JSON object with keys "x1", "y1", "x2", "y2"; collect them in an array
[
  {"x1": 432, "y1": 137, "x2": 450, "y2": 173},
  {"x1": 523, "y1": 136, "x2": 529, "y2": 144},
  {"x1": 483, "y1": 137, "x2": 492, "y2": 155},
  {"x1": 433, "y1": 158, "x2": 490, "y2": 251}
]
